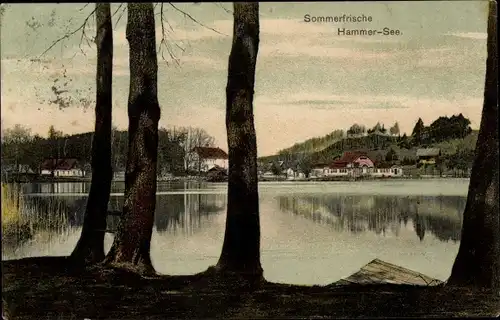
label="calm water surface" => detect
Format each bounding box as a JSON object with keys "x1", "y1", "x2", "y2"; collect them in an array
[{"x1": 3, "y1": 179, "x2": 468, "y2": 285}]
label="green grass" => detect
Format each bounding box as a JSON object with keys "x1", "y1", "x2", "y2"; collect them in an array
[
  {"x1": 1, "y1": 183, "x2": 27, "y2": 231},
  {"x1": 2, "y1": 183, "x2": 69, "y2": 246}
]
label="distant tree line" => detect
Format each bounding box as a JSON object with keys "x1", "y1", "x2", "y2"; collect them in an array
[
  {"x1": 347, "y1": 122, "x2": 400, "y2": 136},
  {"x1": 0, "y1": 124, "x2": 216, "y2": 176},
  {"x1": 410, "y1": 114, "x2": 472, "y2": 146}
]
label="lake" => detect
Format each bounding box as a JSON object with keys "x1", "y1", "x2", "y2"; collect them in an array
[{"x1": 2, "y1": 179, "x2": 468, "y2": 285}]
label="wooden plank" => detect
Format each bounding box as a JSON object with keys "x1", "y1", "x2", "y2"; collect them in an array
[
  {"x1": 338, "y1": 259, "x2": 443, "y2": 286},
  {"x1": 361, "y1": 260, "x2": 434, "y2": 285}
]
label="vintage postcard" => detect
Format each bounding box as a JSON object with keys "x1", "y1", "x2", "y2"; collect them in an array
[{"x1": 1, "y1": 1, "x2": 498, "y2": 319}]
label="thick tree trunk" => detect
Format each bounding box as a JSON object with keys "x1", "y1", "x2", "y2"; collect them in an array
[
  {"x1": 104, "y1": 3, "x2": 160, "y2": 275},
  {"x1": 70, "y1": 3, "x2": 113, "y2": 265},
  {"x1": 215, "y1": 2, "x2": 263, "y2": 278},
  {"x1": 447, "y1": 1, "x2": 499, "y2": 289}
]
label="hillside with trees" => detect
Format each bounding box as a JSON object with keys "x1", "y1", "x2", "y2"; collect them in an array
[
  {"x1": 275, "y1": 129, "x2": 345, "y2": 155},
  {"x1": 259, "y1": 115, "x2": 478, "y2": 175}
]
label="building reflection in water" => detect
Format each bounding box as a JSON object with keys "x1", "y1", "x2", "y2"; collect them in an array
[
  {"x1": 23, "y1": 182, "x2": 89, "y2": 194},
  {"x1": 23, "y1": 191, "x2": 226, "y2": 239},
  {"x1": 277, "y1": 195, "x2": 464, "y2": 242}
]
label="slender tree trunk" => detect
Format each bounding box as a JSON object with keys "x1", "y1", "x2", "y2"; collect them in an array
[
  {"x1": 214, "y1": 2, "x2": 263, "y2": 278},
  {"x1": 104, "y1": 3, "x2": 160, "y2": 274},
  {"x1": 447, "y1": 1, "x2": 499, "y2": 289},
  {"x1": 70, "y1": 3, "x2": 113, "y2": 265}
]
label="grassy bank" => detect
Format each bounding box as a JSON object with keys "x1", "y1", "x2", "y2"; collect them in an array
[
  {"x1": 1, "y1": 183, "x2": 31, "y2": 243},
  {"x1": 1, "y1": 184, "x2": 69, "y2": 247}
]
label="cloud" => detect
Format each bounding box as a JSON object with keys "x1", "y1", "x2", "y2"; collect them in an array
[
  {"x1": 445, "y1": 32, "x2": 487, "y2": 40},
  {"x1": 259, "y1": 38, "x2": 397, "y2": 60},
  {"x1": 286, "y1": 99, "x2": 407, "y2": 110},
  {"x1": 257, "y1": 93, "x2": 421, "y2": 110}
]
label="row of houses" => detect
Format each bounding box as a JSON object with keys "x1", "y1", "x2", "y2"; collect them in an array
[
  {"x1": 14, "y1": 147, "x2": 230, "y2": 179},
  {"x1": 6, "y1": 146, "x2": 442, "y2": 179},
  {"x1": 260, "y1": 148, "x2": 442, "y2": 180},
  {"x1": 40, "y1": 159, "x2": 87, "y2": 177}
]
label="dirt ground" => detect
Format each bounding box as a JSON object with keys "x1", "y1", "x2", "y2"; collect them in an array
[{"x1": 2, "y1": 256, "x2": 499, "y2": 319}]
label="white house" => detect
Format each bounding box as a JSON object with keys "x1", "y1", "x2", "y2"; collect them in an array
[
  {"x1": 40, "y1": 158, "x2": 85, "y2": 177},
  {"x1": 371, "y1": 164, "x2": 404, "y2": 177},
  {"x1": 285, "y1": 167, "x2": 306, "y2": 180},
  {"x1": 190, "y1": 147, "x2": 228, "y2": 173},
  {"x1": 310, "y1": 164, "x2": 329, "y2": 178},
  {"x1": 324, "y1": 151, "x2": 375, "y2": 177}
]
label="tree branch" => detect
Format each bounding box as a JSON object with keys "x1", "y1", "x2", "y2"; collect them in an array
[
  {"x1": 158, "y1": 3, "x2": 182, "y2": 66},
  {"x1": 214, "y1": 3, "x2": 232, "y2": 14},
  {"x1": 168, "y1": 3, "x2": 228, "y2": 37},
  {"x1": 156, "y1": 3, "x2": 229, "y2": 65},
  {"x1": 39, "y1": 7, "x2": 97, "y2": 58},
  {"x1": 114, "y1": 4, "x2": 126, "y2": 29}
]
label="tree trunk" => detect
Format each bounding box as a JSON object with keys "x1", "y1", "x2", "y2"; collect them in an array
[
  {"x1": 214, "y1": 2, "x2": 263, "y2": 278},
  {"x1": 104, "y1": 3, "x2": 160, "y2": 275},
  {"x1": 70, "y1": 3, "x2": 113, "y2": 265},
  {"x1": 447, "y1": 1, "x2": 499, "y2": 289}
]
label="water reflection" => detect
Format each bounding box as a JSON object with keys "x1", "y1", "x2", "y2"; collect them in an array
[
  {"x1": 22, "y1": 181, "x2": 216, "y2": 195},
  {"x1": 5, "y1": 180, "x2": 467, "y2": 284},
  {"x1": 277, "y1": 195, "x2": 463, "y2": 242},
  {"x1": 20, "y1": 192, "x2": 226, "y2": 237}
]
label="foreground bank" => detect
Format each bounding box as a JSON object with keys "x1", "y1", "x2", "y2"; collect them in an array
[{"x1": 2, "y1": 257, "x2": 499, "y2": 319}]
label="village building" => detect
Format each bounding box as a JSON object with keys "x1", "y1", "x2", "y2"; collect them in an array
[
  {"x1": 40, "y1": 158, "x2": 86, "y2": 177},
  {"x1": 416, "y1": 148, "x2": 441, "y2": 165},
  {"x1": 285, "y1": 167, "x2": 306, "y2": 180},
  {"x1": 190, "y1": 147, "x2": 229, "y2": 173},
  {"x1": 311, "y1": 163, "x2": 330, "y2": 178},
  {"x1": 206, "y1": 165, "x2": 228, "y2": 182},
  {"x1": 371, "y1": 162, "x2": 404, "y2": 178},
  {"x1": 324, "y1": 151, "x2": 375, "y2": 177}
]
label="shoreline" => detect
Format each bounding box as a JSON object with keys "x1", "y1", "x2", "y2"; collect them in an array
[
  {"x1": 3, "y1": 175, "x2": 470, "y2": 184},
  {"x1": 2, "y1": 256, "x2": 498, "y2": 319}
]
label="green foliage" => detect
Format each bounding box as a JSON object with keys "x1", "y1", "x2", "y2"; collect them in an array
[
  {"x1": 276, "y1": 129, "x2": 345, "y2": 155},
  {"x1": 397, "y1": 133, "x2": 411, "y2": 149},
  {"x1": 311, "y1": 134, "x2": 397, "y2": 164},
  {"x1": 411, "y1": 118, "x2": 425, "y2": 145},
  {"x1": 410, "y1": 114, "x2": 472, "y2": 147},
  {"x1": 427, "y1": 114, "x2": 471, "y2": 143},
  {"x1": 297, "y1": 155, "x2": 313, "y2": 177},
  {"x1": 1, "y1": 124, "x2": 215, "y2": 177},
  {"x1": 389, "y1": 122, "x2": 400, "y2": 136},
  {"x1": 367, "y1": 122, "x2": 387, "y2": 134},
  {"x1": 401, "y1": 157, "x2": 416, "y2": 166},
  {"x1": 270, "y1": 161, "x2": 282, "y2": 176},
  {"x1": 347, "y1": 124, "x2": 365, "y2": 135},
  {"x1": 385, "y1": 148, "x2": 398, "y2": 162}
]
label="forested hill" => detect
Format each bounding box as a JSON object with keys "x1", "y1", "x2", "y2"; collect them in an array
[
  {"x1": 258, "y1": 114, "x2": 477, "y2": 166},
  {"x1": 275, "y1": 129, "x2": 345, "y2": 155},
  {"x1": 309, "y1": 134, "x2": 396, "y2": 164}
]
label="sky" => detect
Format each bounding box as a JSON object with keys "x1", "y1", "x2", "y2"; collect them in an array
[{"x1": 0, "y1": 2, "x2": 489, "y2": 156}]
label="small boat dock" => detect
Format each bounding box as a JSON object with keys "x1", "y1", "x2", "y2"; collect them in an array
[{"x1": 336, "y1": 258, "x2": 443, "y2": 286}]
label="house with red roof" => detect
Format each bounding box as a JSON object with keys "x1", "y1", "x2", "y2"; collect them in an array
[
  {"x1": 190, "y1": 146, "x2": 229, "y2": 173},
  {"x1": 40, "y1": 158, "x2": 86, "y2": 177},
  {"x1": 323, "y1": 151, "x2": 375, "y2": 177}
]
